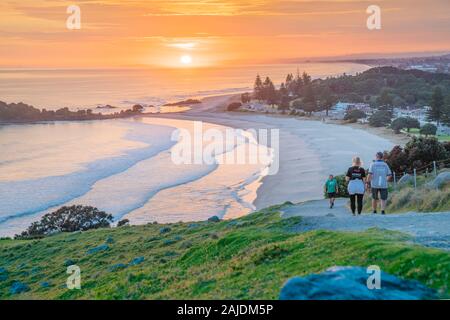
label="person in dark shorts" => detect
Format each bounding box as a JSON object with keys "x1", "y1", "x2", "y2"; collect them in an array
[
  {"x1": 324, "y1": 174, "x2": 339, "y2": 209},
  {"x1": 368, "y1": 152, "x2": 392, "y2": 215},
  {"x1": 345, "y1": 157, "x2": 366, "y2": 215}
]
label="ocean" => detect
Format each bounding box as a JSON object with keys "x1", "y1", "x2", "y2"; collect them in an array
[{"x1": 0, "y1": 63, "x2": 369, "y2": 110}]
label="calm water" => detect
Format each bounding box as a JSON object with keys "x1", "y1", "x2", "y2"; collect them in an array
[{"x1": 0, "y1": 63, "x2": 370, "y2": 110}]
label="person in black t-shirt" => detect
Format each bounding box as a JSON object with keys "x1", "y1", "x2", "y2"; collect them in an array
[{"x1": 345, "y1": 157, "x2": 366, "y2": 215}]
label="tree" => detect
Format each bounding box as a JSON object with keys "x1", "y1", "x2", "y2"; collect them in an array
[
  {"x1": 132, "y1": 104, "x2": 144, "y2": 113},
  {"x1": 241, "y1": 92, "x2": 251, "y2": 104},
  {"x1": 302, "y1": 85, "x2": 317, "y2": 115},
  {"x1": 420, "y1": 123, "x2": 437, "y2": 137},
  {"x1": 428, "y1": 87, "x2": 445, "y2": 126},
  {"x1": 344, "y1": 109, "x2": 366, "y2": 122},
  {"x1": 227, "y1": 102, "x2": 242, "y2": 111},
  {"x1": 278, "y1": 95, "x2": 291, "y2": 113},
  {"x1": 321, "y1": 86, "x2": 337, "y2": 116},
  {"x1": 391, "y1": 117, "x2": 409, "y2": 134},
  {"x1": 385, "y1": 137, "x2": 448, "y2": 173},
  {"x1": 377, "y1": 89, "x2": 393, "y2": 107},
  {"x1": 16, "y1": 205, "x2": 113, "y2": 239},
  {"x1": 405, "y1": 117, "x2": 420, "y2": 132},
  {"x1": 404, "y1": 136, "x2": 446, "y2": 169},
  {"x1": 253, "y1": 75, "x2": 263, "y2": 101},
  {"x1": 302, "y1": 72, "x2": 312, "y2": 86},
  {"x1": 368, "y1": 110, "x2": 392, "y2": 127},
  {"x1": 440, "y1": 94, "x2": 450, "y2": 127},
  {"x1": 385, "y1": 145, "x2": 409, "y2": 174},
  {"x1": 262, "y1": 77, "x2": 277, "y2": 105}
]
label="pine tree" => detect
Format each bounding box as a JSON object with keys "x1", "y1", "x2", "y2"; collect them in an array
[
  {"x1": 262, "y1": 77, "x2": 276, "y2": 105},
  {"x1": 253, "y1": 75, "x2": 263, "y2": 101},
  {"x1": 428, "y1": 87, "x2": 445, "y2": 126},
  {"x1": 302, "y1": 85, "x2": 317, "y2": 115}
]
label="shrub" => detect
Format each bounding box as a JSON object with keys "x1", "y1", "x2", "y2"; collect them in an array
[
  {"x1": 117, "y1": 219, "x2": 130, "y2": 227},
  {"x1": 385, "y1": 137, "x2": 448, "y2": 173},
  {"x1": 420, "y1": 123, "x2": 437, "y2": 136},
  {"x1": 227, "y1": 102, "x2": 242, "y2": 111},
  {"x1": 368, "y1": 110, "x2": 392, "y2": 127},
  {"x1": 391, "y1": 117, "x2": 409, "y2": 134},
  {"x1": 16, "y1": 205, "x2": 113, "y2": 239},
  {"x1": 344, "y1": 109, "x2": 366, "y2": 121}
]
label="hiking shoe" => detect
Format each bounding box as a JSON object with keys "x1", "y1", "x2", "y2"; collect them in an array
[
  {"x1": 373, "y1": 210, "x2": 377, "y2": 214},
  {"x1": 381, "y1": 211, "x2": 386, "y2": 215}
]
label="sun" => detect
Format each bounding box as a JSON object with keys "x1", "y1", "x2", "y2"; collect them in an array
[{"x1": 180, "y1": 54, "x2": 192, "y2": 65}]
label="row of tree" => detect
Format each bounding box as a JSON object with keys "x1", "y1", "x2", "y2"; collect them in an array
[
  {"x1": 251, "y1": 71, "x2": 337, "y2": 115},
  {"x1": 245, "y1": 67, "x2": 450, "y2": 117}
]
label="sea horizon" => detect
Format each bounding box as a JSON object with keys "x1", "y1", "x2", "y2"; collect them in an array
[{"x1": 0, "y1": 62, "x2": 370, "y2": 111}]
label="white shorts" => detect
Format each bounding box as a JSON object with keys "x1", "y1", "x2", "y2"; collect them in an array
[{"x1": 348, "y1": 179, "x2": 365, "y2": 195}]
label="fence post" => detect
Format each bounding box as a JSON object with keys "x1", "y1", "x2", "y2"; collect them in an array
[
  {"x1": 413, "y1": 169, "x2": 417, "y2": 190},
  {"x1": 433, "y1": 161, "x2": 437, "y2": 177}
]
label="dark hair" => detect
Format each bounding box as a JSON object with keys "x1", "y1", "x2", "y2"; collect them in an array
[{"x1": 376, "y1": 151, "x2": 384, "y2": 159}]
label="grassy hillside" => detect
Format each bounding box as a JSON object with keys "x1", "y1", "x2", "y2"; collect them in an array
[
  {"x1": 1, "y1": 203, "x2": 449, "y2": 299},
  {"x1": 364, "y1": 172, "x2": 450, "y2": 213}
]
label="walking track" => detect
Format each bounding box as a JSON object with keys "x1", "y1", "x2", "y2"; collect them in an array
[{"x1": 281, "y1": 199, "x2": 450, "y2": 250}]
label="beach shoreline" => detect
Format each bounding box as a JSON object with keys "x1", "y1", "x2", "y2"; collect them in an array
[{"x1": 144, "y1": 94, "x2": 396, "y2": 211}]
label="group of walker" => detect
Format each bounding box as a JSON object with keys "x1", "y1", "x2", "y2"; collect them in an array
[{"x1": 325, "y1": 152, "x2": 393, "y2": 216}]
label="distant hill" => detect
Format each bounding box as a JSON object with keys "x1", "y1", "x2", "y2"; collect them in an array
[{"x1": 313, "y1": 66, "x2": 450, "y2": 107}]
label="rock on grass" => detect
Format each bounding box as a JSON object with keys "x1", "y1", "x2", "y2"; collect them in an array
[
  {"x1": 279, "y1": 266, "x2": 437, "y2": 300},
  {"x1": 129, "y1": 257, "x2": 144, "y2": 266},
  {"x1": 10, "y1": 281, "x2": 30, "y2": 295},
  {"x1": 87, "y1": 244, "x2": 109, "y2": 255},
  {"x1": 208, "y1": 216, "x2": 221, "y2": 223}
]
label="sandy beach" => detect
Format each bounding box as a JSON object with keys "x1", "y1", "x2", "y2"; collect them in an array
[{"x1": 145, "y1": 95, "x2": 395, "y2": 210}]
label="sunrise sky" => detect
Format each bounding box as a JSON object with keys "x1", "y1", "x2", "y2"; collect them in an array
[{"x1": 1, "y1": 0, "x2": 450, "y2": 68}]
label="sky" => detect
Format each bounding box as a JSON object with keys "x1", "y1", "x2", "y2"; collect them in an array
[{"x1": 1, "y1": 0, "x2": 450, "y2": 68}]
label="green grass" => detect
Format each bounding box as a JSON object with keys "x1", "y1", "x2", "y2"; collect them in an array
[
  {"x1": 1, "y1": 203, "x2": 450, "y2": 300},
  {"x1": 401, "y1": 128, "x2": 450, "y2": 141}
]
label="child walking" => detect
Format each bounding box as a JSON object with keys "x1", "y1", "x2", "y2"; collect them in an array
[{"x1": 324, "y1": 174, "x2": 339, "y2": 209}]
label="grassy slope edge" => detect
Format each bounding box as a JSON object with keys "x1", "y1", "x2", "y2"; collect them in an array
[{"x1": 1, "y1": 203, "x2": 449, "y2": 299}]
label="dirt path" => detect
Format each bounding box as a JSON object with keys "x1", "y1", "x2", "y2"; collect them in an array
[{"x1": 281, "y1": 199, "x2": 450, "y2": 250}]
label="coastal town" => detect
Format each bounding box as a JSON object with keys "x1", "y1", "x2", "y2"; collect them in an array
[{"x1": 231, "y1": 66, "x2": 450, "y2": 139}]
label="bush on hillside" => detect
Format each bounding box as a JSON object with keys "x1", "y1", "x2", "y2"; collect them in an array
[
  {"x1": 16, "y1": 205, "x2": 113, "y2": 239},
  {"x1": 344, "y1": 109, "x2": 366, "y2": 122},
  {"x1": 385, "y1": 137, "x2": 448, "y2": 173},
  {"x1": 368, "y1": 110, "x2": 392, "y2": 127},
  {"x1": 420, "y1": 123, "x2": 437, "y2": 136}
]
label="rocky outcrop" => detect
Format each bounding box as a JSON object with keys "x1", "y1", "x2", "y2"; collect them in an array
[
  {"x1": 398, "y1": 174, "x2": 414, "y2": 186},
  {"x1": 279, "y1": 266, "x2": 437, "y2": 300}
]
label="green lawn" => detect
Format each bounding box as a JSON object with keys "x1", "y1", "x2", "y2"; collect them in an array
[
  {"x1": 401, "y1": 128, "x2": 450, "y2": 141},
  {"x1": 1, "y1": 203, "x2": 449, "y2": 299}
]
